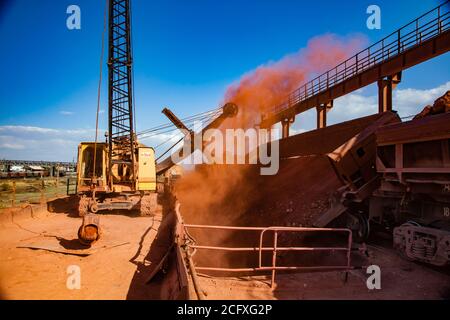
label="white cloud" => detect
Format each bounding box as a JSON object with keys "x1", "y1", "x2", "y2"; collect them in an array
[
  {"x1": 0, "y1": 127, "x2": 100, "y2": 161},
  {"x1": 341, "y1": 81, "x2": 448, "y2": 119},
  {"x1": 0, "y1": 143, "x2": 25, "y2": 150},
  {"x1": 0, "y1": 126, "x2": 58, "y2": 134},
  {"x1": 290, "y1": 127, "x2": 306, "y2": 135},
  {"x1": 60, "y1": 111, "x2": 75, "y2": 116},
  {"x1": 139, "y1": 130, "x2": 186, "y2": 158},
  {"x1": 291, "y1": 81, "x2": 450, "y2": 133},
  {"x1": 393, "y1": 81, "x2": 450, "y2": 117},
  {"x1": 0, "y1": 126, "x2": 96, "y2": 139},
  {"x1": 0, "y1": 123, "x2": 181, "y2": 161}
]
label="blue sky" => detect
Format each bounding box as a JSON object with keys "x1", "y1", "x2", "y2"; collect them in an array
[{"x1": 0, "y1": 0, "x2": 449, "y2": 161}]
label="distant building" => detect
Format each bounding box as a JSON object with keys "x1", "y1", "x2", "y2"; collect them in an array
[
  {"x1": 27, "y1": 165, "x2": 45, "y2": 172},
  {"x1": 10, "y1": 165, "x2": 25, "y2": 172}
]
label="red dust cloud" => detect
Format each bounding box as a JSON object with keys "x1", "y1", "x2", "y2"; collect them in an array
[
  {"x1": 175, "y1": 33, "x2": 368, "y2": 268},
  {"x1": 176, "y1": 34, "x2": 367, "y2": 224},
  {"x1": 222, "y1": 34, "x2": 367, "y2": 129}
]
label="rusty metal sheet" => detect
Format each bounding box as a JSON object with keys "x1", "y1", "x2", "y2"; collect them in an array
[
  {"x1": 377, "y1": 112, "x2": 450, "y2": 146},
  {"x1": 159, "y1": 245, "x2": 190, "y2": 300},
  {"x1": 280, "y1": 113, "x2": 393, "y2": 159},
  {"x1": 328, "y1": 112, "x2": 400, "y2": 162}
]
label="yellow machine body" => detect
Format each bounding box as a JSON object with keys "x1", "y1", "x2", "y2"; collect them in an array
[
  {"x1": 77, "y1": 143, "x2": 108, "y2": 192},
  {"x1": 76, "y1": 142, "x2": 156, "y2": 193},
  {"x1": 137, "y1": 147, "x2": 157, "y2": 191}
]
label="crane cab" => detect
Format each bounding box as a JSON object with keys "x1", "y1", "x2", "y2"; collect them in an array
[
  {"x1": 77, "y1": 142, "x2": 157, "y2": 193},
  {"x1": 76, "y1": 142, "x2": 108, "y2": 192},
  {"x1": 137, "y1": 147, "x2": 157, "y2": 192}
]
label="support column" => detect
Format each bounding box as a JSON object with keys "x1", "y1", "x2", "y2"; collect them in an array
[
  {"x1": 281, "y1": 116, "x2": 295, "y2": 139},
  {"x1": 316, "y1": 101, "x2": 333, "y2": 129},
  {"x1": 378, "y1": 72, "x2": 402, "y2": 113},
  {"x1": 266, "y1": 127, "x2": 272, "y2": 142}
]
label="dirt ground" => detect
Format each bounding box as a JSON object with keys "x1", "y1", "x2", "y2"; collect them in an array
[
  {"x1": 194, "y1": 243, "x2": 450, "y2": 300},
  {"x1": 0, "y1": 202, "x2": 449, "y2": 300},
  {"x1": 0, "y1": 203, "x2": 169, "y2": 300},
  {"x1": 184, "y1": 225, "x2": 450, "y2": 300}
]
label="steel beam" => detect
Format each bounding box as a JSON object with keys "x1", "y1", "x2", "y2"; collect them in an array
[
  {"x1": 162, "y1": 108, "x2": 193, "y2": 136},
  {"x1": 316, "y1": 101, "x2": 333, "y2": 129},
  {"x1": 281, "y1": 116, "x2": 295, "y2": 138},
  {"x1": 156, "y1": 103, "x2": 239, "y2": 175},
  {"x1": 108, "y1": 0, "x2": 136, "y2": 187},
  {"x1": 378, "y1": 72, "x2": 402, "y2": 113}
]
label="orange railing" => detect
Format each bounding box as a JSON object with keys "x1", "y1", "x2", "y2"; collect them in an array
[
  {"x1": 263, "y1": 1, "x2": 450, "y2": 120},
  {"x1": 184, "y1": 224, "x2": 352, "y2": 289}
]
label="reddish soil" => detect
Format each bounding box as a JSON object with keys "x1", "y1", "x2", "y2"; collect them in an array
[
  {"x1": 245, "y1": 155, "x2": 341, "y2": 227},
  {"x1": 0, "y1": 199, "x2": 172, "y2": 300},
  {"x1": 195, "y1": 252, "x2": 450, "y2": 300},
  {"x1": 0, "y1": 198, "x2": 448, "y2": 300}
]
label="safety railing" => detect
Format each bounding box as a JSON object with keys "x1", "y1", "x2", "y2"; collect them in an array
[
  {"x1": 264, "y1": 1, "x2": 450, "y2": 119},
  {"x1": 184, "y1": 224, "x2": 352, "y2": 289}
]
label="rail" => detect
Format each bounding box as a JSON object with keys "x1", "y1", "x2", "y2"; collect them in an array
[
  {"x1": 263, "y1": 1, "x2": 450, "y2": 121},
  {"x1": 184, "y1": 224, "x2": 352, "y2": 289}
]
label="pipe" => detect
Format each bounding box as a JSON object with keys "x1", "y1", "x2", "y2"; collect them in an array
[{"x1": 187, "y1": 252, "x2": 207, "y2": 300}]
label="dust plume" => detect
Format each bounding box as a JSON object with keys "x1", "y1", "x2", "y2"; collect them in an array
[
  {"x1": 177, "y1": 33, "x2": 368, "y2": 222},
  {"x1": 175, "y1": 34, "x2": 367, "y2": 267},
  {"x1": 222, "y1": 34, "x2": 367, "y2": 129}
]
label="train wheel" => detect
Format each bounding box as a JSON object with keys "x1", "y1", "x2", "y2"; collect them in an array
[
  {"x1": 346, "y1": 213, "x2": 370, "y2": 243},
  {"x1": 393, "y1": 222, "x2": 416, "y2": 262}
]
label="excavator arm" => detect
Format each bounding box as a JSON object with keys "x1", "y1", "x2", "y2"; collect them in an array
[{"x1": 156, "y1": 102, "x2": 238, "y2": 175}]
